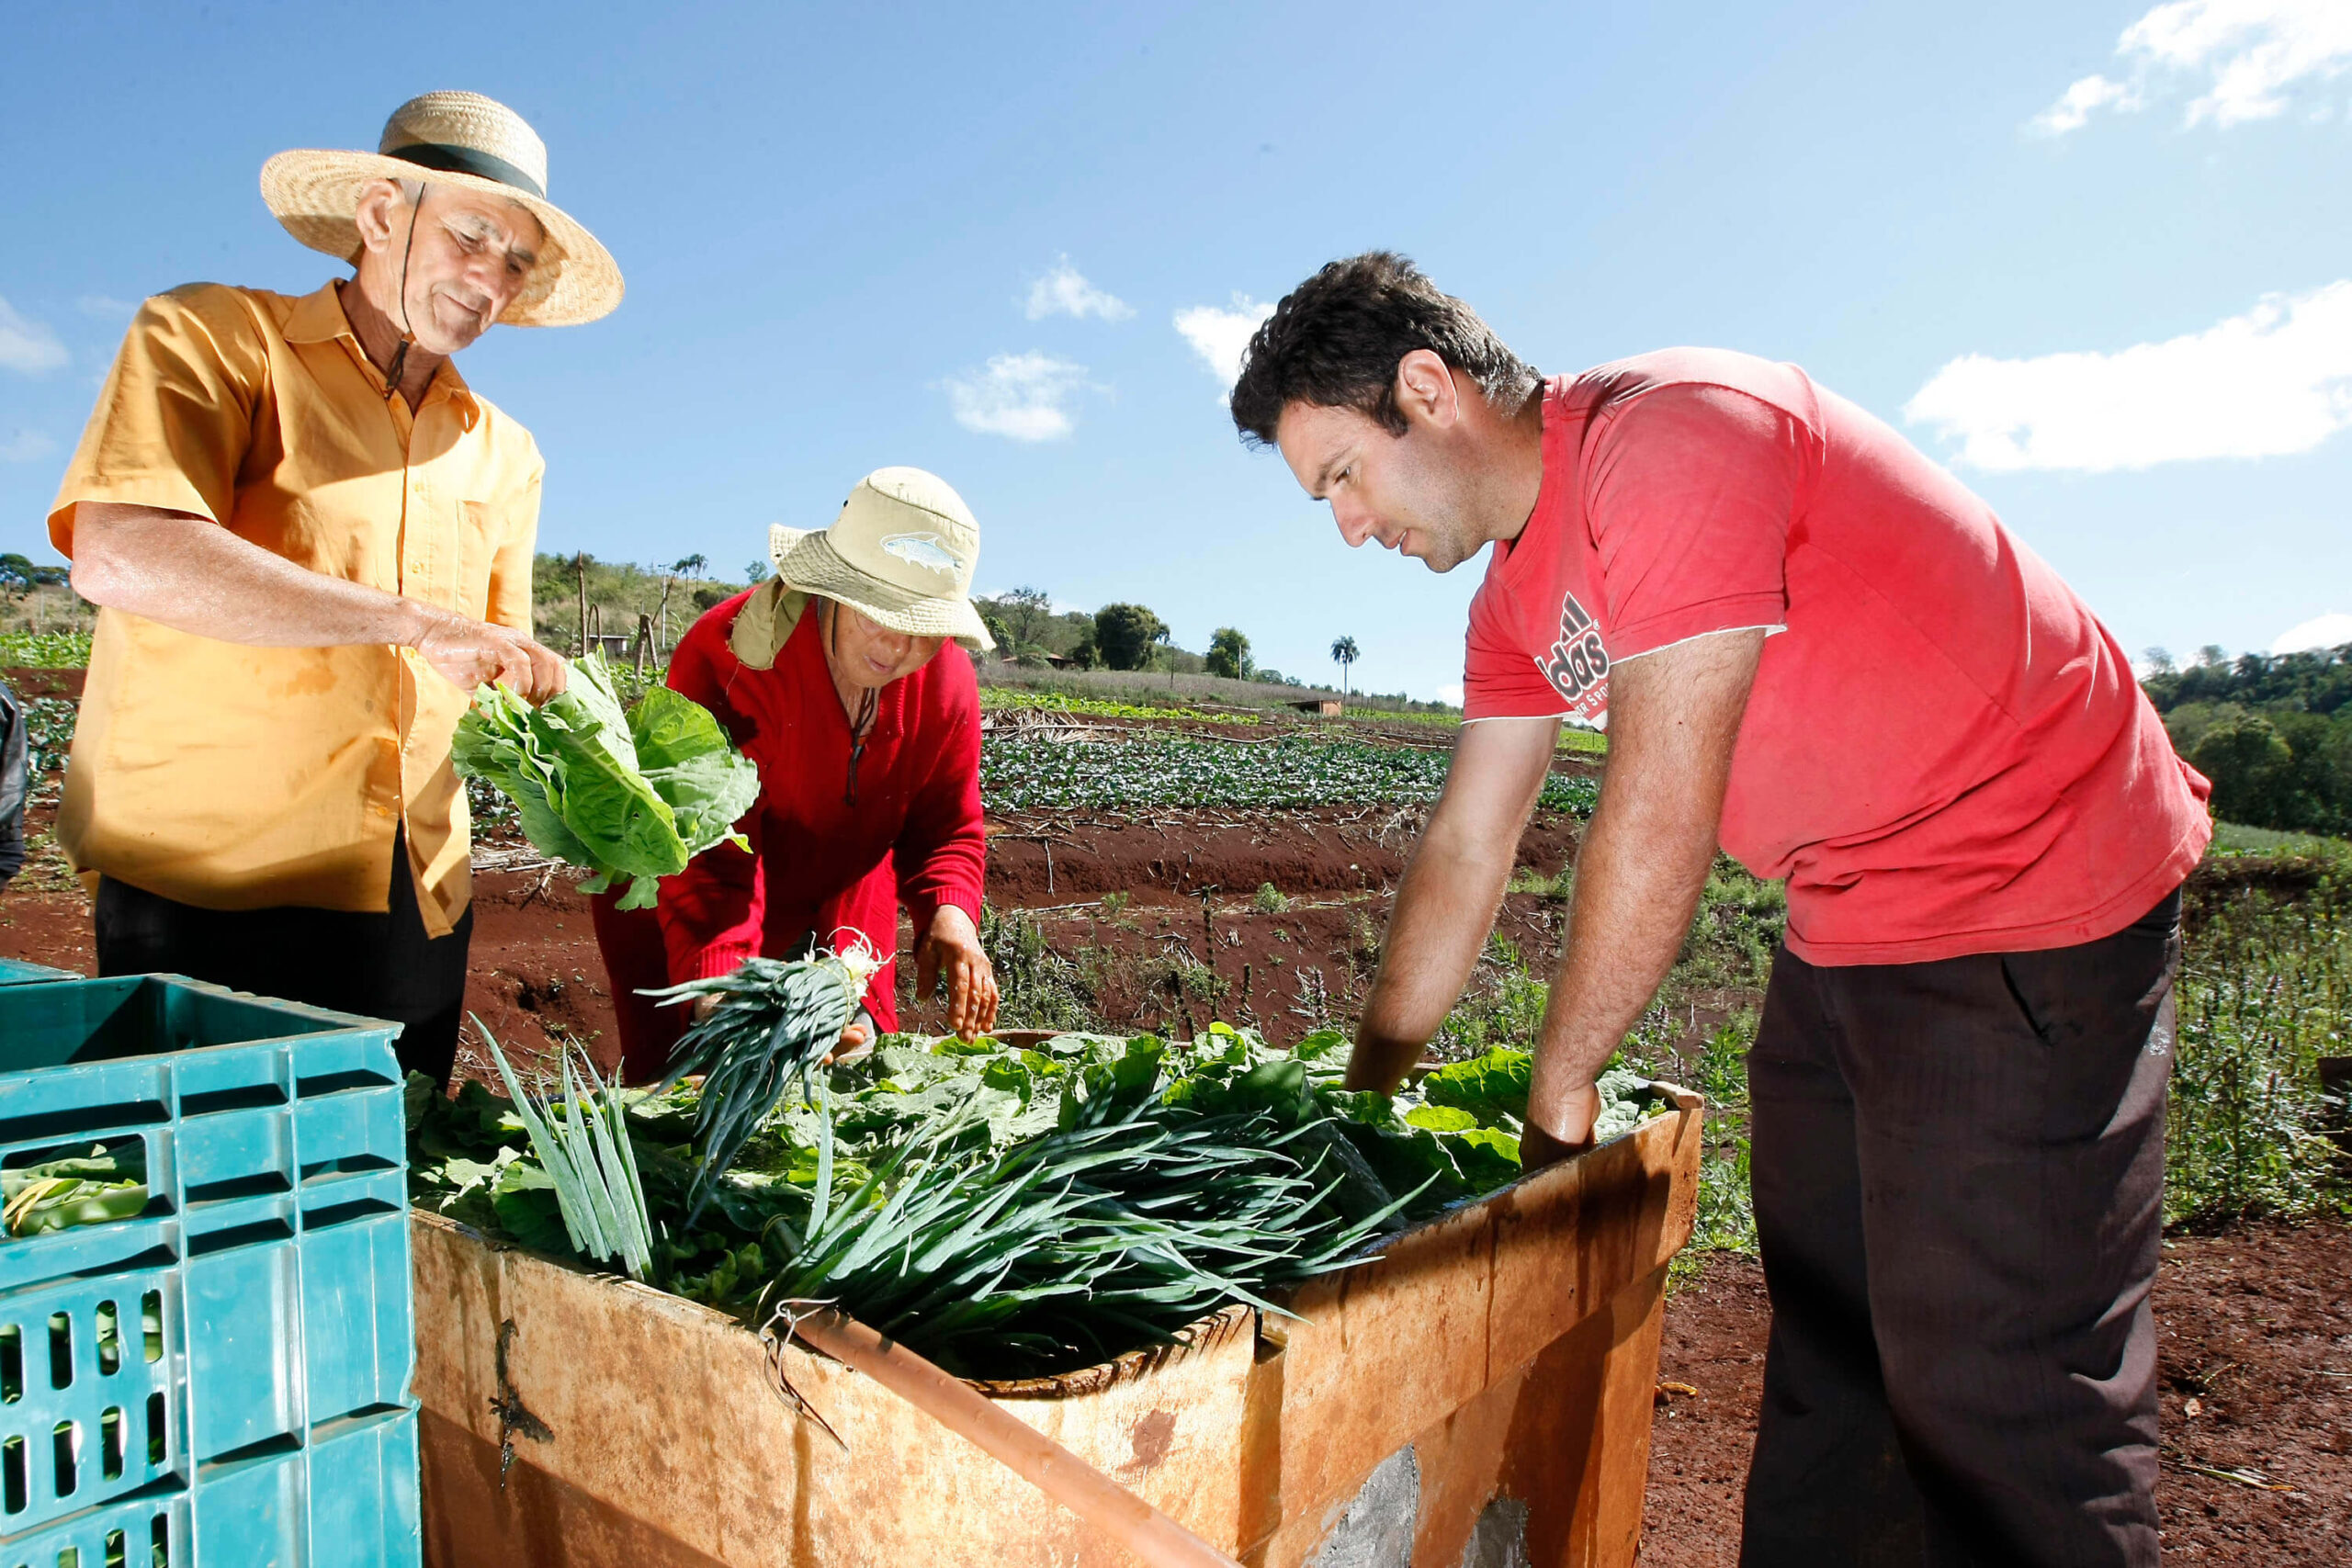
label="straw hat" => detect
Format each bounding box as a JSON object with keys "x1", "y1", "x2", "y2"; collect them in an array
[
  {"x1": 769, "y1": 468, "x2": 996, "y2": 652},
  {"x1": 259, "y1": 91, "x2": 621, "y2": 328}
]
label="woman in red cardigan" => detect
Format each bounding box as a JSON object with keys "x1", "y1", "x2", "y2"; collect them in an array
[{"x1": 591, "y1": 468, "x2": 1001, "y2": 1082}]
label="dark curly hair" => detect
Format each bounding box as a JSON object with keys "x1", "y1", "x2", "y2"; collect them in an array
[{"x1": 1228, "y1": 252, "x2": 1538, "y2": 448}]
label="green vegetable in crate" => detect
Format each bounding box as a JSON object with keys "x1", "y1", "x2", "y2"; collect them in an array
[
  {"x1": 479, "y1": 1022, "x2": 656, "y2": 1280},
  {"x1": 451, "y1": 654, "x2": 761, "y2": 909},
  {"x1": 746, "y1": 1084, "x2": 1413, "y2": 1378},
  {"x1": 649, "y1": 940, "x2": 888, "y2": 1214},
  {"x1": 3, "y1": 1143, "x2": 149, "y2": 1237}
]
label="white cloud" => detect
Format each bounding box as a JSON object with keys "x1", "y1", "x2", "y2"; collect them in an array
[
  {"x1": 1904, "y1": 280, "x2": 2352, "y2": 472},
  {"x1": 1024, "y1": 258, "x2": 1133, "y2": 322},
  {"x1": 1436, "y1": 682, "x2": 1465, "y2": 708},
  {"x1": 943, "y1": 353, "x2": 1092, "y2": 442},
  {"x1": 0, "y1": 299, "x2": 67, "y2": 375},
  {"x1": 1174, "y1": 295, "x2": 1276, "y2": 392},
  {"x1": 0, "y1": 429, "x2": 57, "y2": 463},
  {"x1": 76, "y1": 295, "x2": 133, "y2": 320},
  {"x1": 2032, "y1": 74, "x2": 2143, "y2": 135},
  {"x1": 2032, "y1": 1, "x2": 2352, "y2": 134},
  {"x1": 2274, "y1": 610, "x2": 2352, "y2": 653}
]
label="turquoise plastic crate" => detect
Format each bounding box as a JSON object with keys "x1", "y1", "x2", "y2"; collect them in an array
[
  {"x1": 0, "y1": 960, "x2": 73, "y2": 987},
  {"x1": 0, "y1": 976, "x2": 419, "y2": 1568}
]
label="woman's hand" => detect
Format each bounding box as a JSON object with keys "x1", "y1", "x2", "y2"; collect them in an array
[
  {"x1": 829, "y1": 1008, "x2": 876, "y2": 1061},
  {"x1": 914, "y1": 906, "x2": 1000, "y2": 1042}
]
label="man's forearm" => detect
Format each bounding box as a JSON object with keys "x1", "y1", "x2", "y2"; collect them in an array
[
  {"x1": 71, "y1": 503, "x2": 431, "y2": 649},
  {"x1": 1351, "y1": 815, "x2": 1519, "y2": 1088},
  {"x1": 1347, "y1": 716, "x2": 1561, "y2": 1092},
  {"x1": 1524, "y1": 787, "x2": 1720, "y2": 1135},
  {"x1": 1523, "y1": 629, "x2": 1764, "y2": 1147}
]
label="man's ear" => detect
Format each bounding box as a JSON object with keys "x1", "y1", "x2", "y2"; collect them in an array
[
  {"x1": 1394, "y1": 348, "x2": 1462, "y2": 430},
  {"x1": 352, "y1": 180, "x2": 407, "y2": 255}
]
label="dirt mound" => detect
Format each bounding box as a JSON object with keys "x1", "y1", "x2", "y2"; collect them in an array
[
  {"x1": 2, "y1": 668, "x2": 84, "y2": 700},
  {"x1": 984, "y1": 805, "x2": 1581, "y2": 906}
]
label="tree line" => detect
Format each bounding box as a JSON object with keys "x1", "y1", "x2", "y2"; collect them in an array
[
  {"x1": 976, "y1": 589, "x2": 1394, "y2": 705},
  {"x1": 2142, "y1": 643, "x2": 2352, "y2": 838}
]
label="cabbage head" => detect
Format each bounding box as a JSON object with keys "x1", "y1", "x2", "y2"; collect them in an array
[{"x1": 452, "y1": 656, "x2": 761, "y2": 909}]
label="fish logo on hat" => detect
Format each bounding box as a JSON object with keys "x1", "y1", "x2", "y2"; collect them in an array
[{"x1": 879, "y1": 533, "x2": 962, "y2": 576}]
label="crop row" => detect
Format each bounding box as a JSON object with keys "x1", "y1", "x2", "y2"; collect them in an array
[
  {"x1": 26, "y1": 704, "x2": 1598, "y2": 823},
  {"x1": 979, "y1": 731, "x2": 1599, "y2": 815},
  {"x1": 978, "y1": 690, "x2": 1257, "y2": 725}
]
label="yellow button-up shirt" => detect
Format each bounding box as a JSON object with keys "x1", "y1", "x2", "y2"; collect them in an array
[{"x1": 48, "y1": 279, "x2": 543, "y2": 934}]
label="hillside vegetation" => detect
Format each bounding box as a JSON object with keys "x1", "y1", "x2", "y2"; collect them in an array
[{"x1": 2144, "y1": 645, "x2": 2352, "y2": 837}]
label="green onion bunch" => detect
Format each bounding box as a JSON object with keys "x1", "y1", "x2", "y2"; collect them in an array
[
  {"x1": 756, "y1": 1087, "x2": 1409, "y2": 1378},
  {"x1": 481, "y1": 1025, "x2": 655, "y2": 1280},
  {"x1": 650, "y1": 942, "x2": 886, "y2": 1214}
]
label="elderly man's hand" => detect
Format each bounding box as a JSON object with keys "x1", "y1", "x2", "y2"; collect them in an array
[
  {"x1": 916, "y1": 906, "x2": 1000, "y2": 1042},
  {"x1": 413, "y1": 610, "x2": 569, "y2": 704}
]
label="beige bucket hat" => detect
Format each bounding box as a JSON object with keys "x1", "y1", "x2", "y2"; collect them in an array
[
  {"x1": 259, "y1": 90, "x2": 622, "y2": 328},
  {"x1": 769, "y1": 468, "x2": 996, "y2": 653}
]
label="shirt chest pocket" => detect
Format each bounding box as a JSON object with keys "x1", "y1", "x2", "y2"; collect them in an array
[{"x1": 449, "y1": 499, "x2": 503, "y2": 619}]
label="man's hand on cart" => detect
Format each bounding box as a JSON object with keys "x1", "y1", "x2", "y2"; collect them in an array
[{"x1": 1517, "y1": 1081, "x2": 1599, "y2": 1170}]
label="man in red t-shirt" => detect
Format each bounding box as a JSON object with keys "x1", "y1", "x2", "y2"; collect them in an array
[{"x1": 1228, "y1": 254, "x2": 2207, "y2": 1568}]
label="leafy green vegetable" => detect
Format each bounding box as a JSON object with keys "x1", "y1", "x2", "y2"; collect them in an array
[
  {"x1": 3, "y1": 1143, "x2": 148, "y2": 1237},
  {"x1": 1421, "y1": 1048, "x2": 1532, "y2": 1123},
  {"x1": 451, "y1": 655, "x2": 760, "y2": 909},
  {"x1": 406, "y1": 1022, "x2": 1670, "y2": 1380},
  {"x1": 629, "y1": 685, "x2": 762, "y2": 852},
  {"x1": 649, "y1": 943, "x2": 887, "y2": 1217}
]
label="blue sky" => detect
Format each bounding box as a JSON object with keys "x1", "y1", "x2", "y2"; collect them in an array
[{"x1": 4, "y1": 1, "x2": 2347, "y2": 700}]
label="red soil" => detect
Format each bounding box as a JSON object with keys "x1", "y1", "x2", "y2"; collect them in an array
[{"x1": 1643, "y1": 1228, "x2": 2352, "y2": 1565}]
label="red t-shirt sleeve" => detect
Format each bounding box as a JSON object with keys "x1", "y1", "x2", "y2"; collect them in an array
[
  {"x1": 1583, "y1": 384, "x2": 1800, "y2": 659},
  {"x1": 1463, "y1": 589, "x2": 1572, "y2": 721},
  {"x1": 655, "y1": 616, "x2": 767, "y2": 982}
]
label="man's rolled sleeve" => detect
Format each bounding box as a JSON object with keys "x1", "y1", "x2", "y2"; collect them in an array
[
  {"x1": 48, "y1": 286, "x2": 267, "y2": 554},
  {"x1": 1583, "y1": 384, "x2": 1802, "y2": 661}
]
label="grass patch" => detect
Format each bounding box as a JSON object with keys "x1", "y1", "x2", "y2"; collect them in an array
[
  {"x1": 2211, "y1": 820, "x2": 2349, "y2": 858},
  {"x1": 973, "y1": 906, "x2": 1105, "y2": 1033},
  {"x1": 2166, "y1": 865, "x2": 2350, "y2": 1225}
]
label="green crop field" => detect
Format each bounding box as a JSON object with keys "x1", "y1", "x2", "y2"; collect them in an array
[
  {"x1": 979, "y1": 730, "x2": 1600, "y2": 815},
  {"x1": 0, "y1": 631, "x2": 93, "y2": 669}
]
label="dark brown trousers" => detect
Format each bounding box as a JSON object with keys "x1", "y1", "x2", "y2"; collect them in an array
[
  {"x1": 1740, "y1": 891, "x2": 2182, "y2": 1568},
  {"x1": 93, "y1": 828, "x2": 475, "y2": 1087}
]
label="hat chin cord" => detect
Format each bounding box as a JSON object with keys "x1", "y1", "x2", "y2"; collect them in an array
[{"x1": 380, "y1": 182, "x2": 424, "y2": 400}]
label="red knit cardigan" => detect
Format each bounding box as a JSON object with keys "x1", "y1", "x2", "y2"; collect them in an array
[{"x1": 650, "y1": 590, "x2": 987, "y2": 1031}]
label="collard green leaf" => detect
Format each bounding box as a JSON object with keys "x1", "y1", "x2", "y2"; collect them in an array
[
  {"x1": 453, "y1": 655, "x2": 763, "y2": 895},
  {"x1": 630, "y1": 685, "x2": 763, "y2": 853},
  {"x1": 1420, "y1": 1048, "x2": 1533, "y2": 1126}
]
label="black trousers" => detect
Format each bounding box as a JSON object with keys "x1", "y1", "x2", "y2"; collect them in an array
[
  {"x1": 94, "y1": 831, "x2": 474, "y2": 1086},
  {"x1": 1741, "y1": 891, "x2": 2181, "y2": 1568}
]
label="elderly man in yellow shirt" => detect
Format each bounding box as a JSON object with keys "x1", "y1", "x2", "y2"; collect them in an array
[{"x1": 49, "y1": 91, "x2": 620, "y2": 1084}]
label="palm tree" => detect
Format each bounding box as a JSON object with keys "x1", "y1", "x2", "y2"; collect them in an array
[{"x1": 1330, "y1": 636, "x2": 1359, "y2": 708}]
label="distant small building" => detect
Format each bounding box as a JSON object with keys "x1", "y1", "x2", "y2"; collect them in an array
[
  {"x1": 1289, "y1": 697, "x2": 1344, "y2": 718},
  {"x1": 585, "y1": 634, "x2": 639, "y2": 660}
]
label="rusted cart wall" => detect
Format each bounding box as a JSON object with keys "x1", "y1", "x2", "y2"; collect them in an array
[{"x1": 413, "y1": 1091, "x2": 1702, "y2": 1568}]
